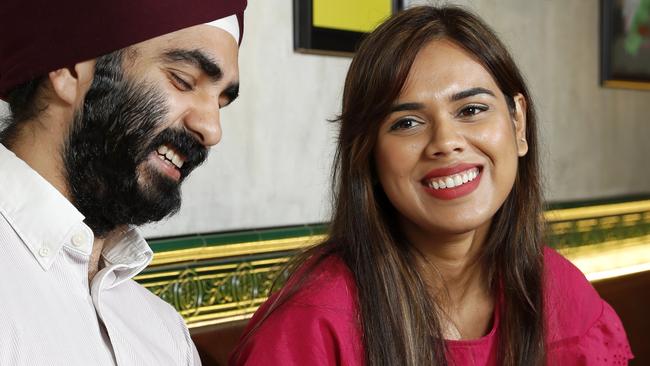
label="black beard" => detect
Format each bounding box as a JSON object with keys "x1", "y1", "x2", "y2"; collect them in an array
[{"x1": 64, "y1": 52, "x2": 208, "y2": 238}]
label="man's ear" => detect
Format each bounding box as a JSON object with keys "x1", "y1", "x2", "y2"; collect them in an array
[
  {"x1": 48, "y1": 59, "x2": 96, "y2": 107},
  {"x1": 512, "y1": 93, "x2": 528, "y2": 157}
]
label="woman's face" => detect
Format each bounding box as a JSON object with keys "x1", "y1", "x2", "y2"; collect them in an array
[{"x1": 374, "y1": 39, "x2": 528, "y2": 241}]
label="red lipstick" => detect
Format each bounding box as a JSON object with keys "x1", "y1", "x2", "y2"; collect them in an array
[{"x1": 421, "y1": 164, "x2": 482, "y2": 200}]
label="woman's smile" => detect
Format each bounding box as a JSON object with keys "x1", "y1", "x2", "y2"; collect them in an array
[{"x1": 421, "y1": 163, "x2": 483, "y2": 200}]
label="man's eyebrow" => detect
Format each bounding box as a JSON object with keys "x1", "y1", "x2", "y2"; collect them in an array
[
  {"x1": 450, "y1": 87, "x2": 495, "y2": 101},
  {"x1": 161, "y1": 49, "x2": 223, "y2": 82}
]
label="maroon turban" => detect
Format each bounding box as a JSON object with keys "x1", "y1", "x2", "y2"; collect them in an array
[{"x1": 0, "y1": 0, "x2": 247, "y2": 99}]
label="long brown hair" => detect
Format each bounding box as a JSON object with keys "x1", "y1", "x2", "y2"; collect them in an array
[{"x1": 235, "y1": 5, "x2": 545, "y2": 365}]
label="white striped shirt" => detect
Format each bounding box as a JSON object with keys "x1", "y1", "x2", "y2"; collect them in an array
[{"x1": 0, "y1": 144, "x2": 201, "y2": 366}]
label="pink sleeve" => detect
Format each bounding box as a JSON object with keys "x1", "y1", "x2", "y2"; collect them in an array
[
  {"x1": 548, "y1": 300, "x2": 633, "y2": 365},
  {"x1": 544, "y1": 247, "x2": 634, "y2": 364}
]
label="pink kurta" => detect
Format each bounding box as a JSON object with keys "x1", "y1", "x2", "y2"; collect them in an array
[{"x1": 231, "y1": 247, "x2": 633, "y2": 365}]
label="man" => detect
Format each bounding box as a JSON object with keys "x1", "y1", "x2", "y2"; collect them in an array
[{"x1": 0, "y1": 1, "x2": 246, "y2": 364}]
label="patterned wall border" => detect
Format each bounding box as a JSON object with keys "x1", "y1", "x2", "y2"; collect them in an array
[
  {"x1": 546, "y1": 199, "x2": 650, "y2": 281},
  {"x1": 135, "y1": 197, "x2": 650, "y2": 329}
]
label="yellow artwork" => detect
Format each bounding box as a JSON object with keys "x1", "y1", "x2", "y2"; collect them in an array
[{"x1": 313, "y1": 0, "x2": 392, "y2": 33}]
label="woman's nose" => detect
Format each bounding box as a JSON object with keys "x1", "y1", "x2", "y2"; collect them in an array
[{"x1": 425, "y1": 119, "x2": 465, "y2": 158}]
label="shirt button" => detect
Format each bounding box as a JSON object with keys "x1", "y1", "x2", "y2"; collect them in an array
[
  {"x1": 38, "y1": 247, "x2": 50, "y2": 257},
  {"x1": 71, "y1": 232, "x2": 86, "y2": 247}
]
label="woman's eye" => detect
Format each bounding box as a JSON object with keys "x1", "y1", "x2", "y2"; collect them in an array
[
  {"x1": 170, "y1": 73, "x2": 193, "y2": 91},
  {"x1": 458, "y1": 105, "x2": 488, "y2": 117},
  {"x1": 390, "y1": 118, "x2": 421, "y2": 131}
]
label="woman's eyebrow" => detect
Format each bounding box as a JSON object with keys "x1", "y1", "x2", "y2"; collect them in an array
[
  {"x1": 390, "y1": 87, "x2": 496, "y2": 113},
  {"x1": 389, "y1": 102, "x2": 426, "y2": 113},
  {"x1": 450, "y1": 87, "x2": 495, "y2": 101}
]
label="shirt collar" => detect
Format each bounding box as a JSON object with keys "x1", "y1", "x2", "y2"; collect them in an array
[
  {"x1": 0, "y1": 143, "x2": 87, "y2": 270},
  {"x1": 0, "y1": 144, "x2": 153, "y2": 277},
  {"x1": 101, "y1": 226, "x2": 153, "y2": 287}
]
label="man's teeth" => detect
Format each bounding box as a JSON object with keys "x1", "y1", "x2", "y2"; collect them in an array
[
  {"x1": 427, "y1": 168, "x2": 479, "y2": 190},
  {"x1": 156, "y1": 145, "x2": 185, "y2": 169}
]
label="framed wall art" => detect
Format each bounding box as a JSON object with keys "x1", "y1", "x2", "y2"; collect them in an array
[
  {"x1": 294, "y1": 0, "x2": 404, "y2": 56},
  {"x1": 601, "y1": 0, "x2": 650, "y2": 90}
]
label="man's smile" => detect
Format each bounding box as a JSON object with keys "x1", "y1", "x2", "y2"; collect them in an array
[
  {"x1": 147, "y1": 144, "x2": 187, "y2": 182},
  {"x1": 156, "y1": 144, "x2": 186, "y2": 169}
]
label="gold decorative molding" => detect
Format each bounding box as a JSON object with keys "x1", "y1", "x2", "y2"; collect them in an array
[
  {"x1": 544, "y1": 200, "x2": 650, "y2": 222},
  {"x1": 559, "y1": 234, "x2": 650, "y2": 282},
  {"x1": 187, "y1": 313, "x2": 254, "y2": 329},
  {"x1": 138, "y1": 257, "x2": 288, "y2": 328},
  {"x1": 150, "y1": 235, "x2": 326, "y2": 266},
  {"x1": 139, "y1": 198, "x2": 650, "y2": 328}
]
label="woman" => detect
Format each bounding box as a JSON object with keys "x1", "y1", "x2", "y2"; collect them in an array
[{"x1": 230, "y1": 5, "x2": 633, "y2": 366}]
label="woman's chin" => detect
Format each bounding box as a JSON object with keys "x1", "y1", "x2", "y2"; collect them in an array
[{"x1": 412, "y1": 214, "x2": 493, "y2": 240}]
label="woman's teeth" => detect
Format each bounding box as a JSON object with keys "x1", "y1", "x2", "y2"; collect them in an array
[
  {"x1": 426, "y1": 168, "x2": 479, "y2": 190},
  {"x1": 156, "y1": 145, "x2": 185, "y2": 169}
]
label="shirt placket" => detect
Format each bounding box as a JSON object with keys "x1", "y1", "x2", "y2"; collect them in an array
[{"x1": 91, "y1": 267, "x2": 123, "y2": 365}]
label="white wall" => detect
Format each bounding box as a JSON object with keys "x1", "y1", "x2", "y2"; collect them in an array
[{"x1": 2, "y1": 0, "x2": 649, "y2": 238}]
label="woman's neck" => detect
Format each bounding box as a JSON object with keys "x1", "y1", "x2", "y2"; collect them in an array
[
  {"x1": 403, "y1": 219, "x2": 489, "y2": 287},
  {"x1": 403, "y1": 219, "x2": 495, "y2": 339},
  {"x1": 415, "y1": 235, "x2": 488, "y2": 308}
]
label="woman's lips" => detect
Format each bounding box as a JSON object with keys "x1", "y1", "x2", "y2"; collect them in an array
[
  {"x1": 422, "y1": 163, "x2": 481, "y2": 181},
  {"x1": 421, "y1": 164, "x2": 482, "y2": 200}
]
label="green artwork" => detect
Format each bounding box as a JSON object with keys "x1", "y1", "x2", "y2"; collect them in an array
[{"x1": 623, "y1": 0, "x2": 650, "y2": 55}]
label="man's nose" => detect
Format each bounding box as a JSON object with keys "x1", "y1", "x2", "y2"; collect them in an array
[{"x1": 183, "y1": 99, "x2": 222, "y2": 147}]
